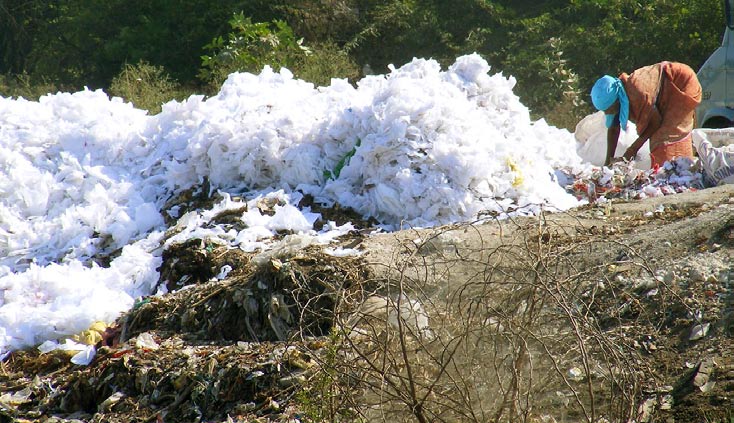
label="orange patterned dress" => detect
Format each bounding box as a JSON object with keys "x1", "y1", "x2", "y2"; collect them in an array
[{"x1": 620, "y1": 62, "x2": 702, "y2": 167}]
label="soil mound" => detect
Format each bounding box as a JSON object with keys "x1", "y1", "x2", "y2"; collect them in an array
[{"x1": 2, "y1": 185, "x2": 733, "y2": 422}]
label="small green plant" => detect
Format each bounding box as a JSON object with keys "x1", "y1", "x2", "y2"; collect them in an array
[
  {"x1": 295, "y1": 329, "x2": 360, "y2": 422},
  {"x1": 108, "y1": 61, "x2": 183, "y2": 114}
]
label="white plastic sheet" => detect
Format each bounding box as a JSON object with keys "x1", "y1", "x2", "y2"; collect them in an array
[{"x1": 692, "y1": 128, "x2": 734, "y2": 185}]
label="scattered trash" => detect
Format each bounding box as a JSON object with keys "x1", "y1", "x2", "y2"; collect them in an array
[
  {"x1": 693, "y1": 358, "x2": 716, "y2": 388},
  {"x1": 689, "y1": 323, "x2": 710, "y2": 341},
  {"x1": 72, "y1": 321, "x2": 110, "y2": 346},
  {"x1": 37, "y1": 339, "x2": 96, "y2": 366},
  {"x1": 134, "y1": 332, "x2": 160, "y2": 350},
  {"x1": 637, "y1": 397, "x2": 657, "y2": 422},
  {"x1": 660, "y1": 395, "x2": 673, "y2": 410},
  {"x1": 216, "y1": 264, "x2": 233, "y2": 280},
  {"x1": 699, "y1": 381, "x2": 716, "y2": 393},
  {"x1": 564, "y1": 157, "x2": 704, "y2": 204},
  {"x1": 347, "y1": 294, "x2": 434, "y2": 341},
  {"x1": 69, "y1": 344, "x2": 96, "y2": 365},
  {"x1": 566, "y1": 367, "x2": 584, "y2": 382},
  {"x1": 98, "y1": 391, "x2": 126, "y2": 413},
  {"x1": 0, "y1": 387, "x2": 33, "y2": 406}
]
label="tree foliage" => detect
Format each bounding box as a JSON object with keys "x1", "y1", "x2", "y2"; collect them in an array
[
  {"x1": 0, "y1": 0, "x2": 726, "y2": 127},
  {"x1": 199, "y1": 12, "x2": 359, "y2": 90},
  {"x1": 199, "y1": 14, "x2": 311, "y2": 84},
  {"x1": 0, "y1": 0, "x2": 56, "y2": 75}
]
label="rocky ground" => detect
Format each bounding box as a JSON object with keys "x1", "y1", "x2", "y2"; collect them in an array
[{"x1": 1, "y1": 184, "x2": 733, "y2": 423}]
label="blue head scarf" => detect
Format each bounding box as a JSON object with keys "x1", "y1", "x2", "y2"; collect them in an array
[{"x1": 590, "y1": 75, "x2": 629, "y2": 130}]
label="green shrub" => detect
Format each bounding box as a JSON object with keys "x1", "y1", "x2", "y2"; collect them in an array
[
  {"x1": 504, "y1": 34, "x2": 589, "y2": 129},
  {"x1": 199, "y1": 12, "x2": 360, "y2": 91},
  {"x1": 0, "y1": 73, "x2": 61, "y2": 100},
  {"x1": 109, "y1": 61, "x2": 184, "y2": 114},
  {"x1": 296, "y1": 41, "x2": 361, "y2": 87},
  {"x1": 199, "y1": 13, "x2": 311, "y2": 88},
  {"x1": 294, "y1": 329, "x2": 361, "y2": 422}
]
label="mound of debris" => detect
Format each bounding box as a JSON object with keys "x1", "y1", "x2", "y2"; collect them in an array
[
  {"x1": 1, "y1": 235, "x2": 371, "y2": 423},
  {"x1": 1, "y1": 185, "x2": 733, "y2": 423}
]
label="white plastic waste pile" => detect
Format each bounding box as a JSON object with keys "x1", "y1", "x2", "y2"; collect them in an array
[
  {"x1": 0, "y1": 53, "x2": 610, "y2": 358},
  {"x1": 147, "y1": 54, "x2": 587, "y2": 228}
]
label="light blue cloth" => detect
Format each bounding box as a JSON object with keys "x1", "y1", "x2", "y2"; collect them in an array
[{"x1": 591, "y1": 75, "x2": 630, "y2": 130}]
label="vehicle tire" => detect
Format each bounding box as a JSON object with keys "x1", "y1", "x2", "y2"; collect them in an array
[{"x1": 702, "y1": 117, "x2": 733, "y2": 128}]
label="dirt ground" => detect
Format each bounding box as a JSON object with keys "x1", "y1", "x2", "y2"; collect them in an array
[
  {"x1": 1, "y1": 184, "x2": 733, "y2": 422},
  {"x1": 356, "y1": 184, "x2": 734, "y2": 422}
]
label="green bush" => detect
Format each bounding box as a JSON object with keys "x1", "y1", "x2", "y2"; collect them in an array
[
  {"x1": 296, "y1": 41, "x2": 361, "y2": 87},
  {"x1": 294, "y1": 329, "x2": 360, "y2": 422},
  {"x1": 0, "y1": 73, "x2": 61, "y2": 100},
  {"x1": 199, "y1": 13, "x2": 312, "y2": 88},
  {"x1": 108, "y1": 61, "x2": 184, "y2": 114},
  {"x1": 199, "y1": 13, "x2": 360, "y2": 90},
  {"x1": 504, "y1": 35, "x2": 589, "y2": 129}
]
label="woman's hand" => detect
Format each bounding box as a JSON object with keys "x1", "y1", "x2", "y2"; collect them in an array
[
  {"x1": 604, "y1": 156, "x2": 627, "y2": 167},
  {"x1": 622, "y1": 149, "x2": 636, "y2": 161}
]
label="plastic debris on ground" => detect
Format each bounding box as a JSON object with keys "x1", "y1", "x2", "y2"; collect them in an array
[{"x1": 562, "y1": 157, "x2": 706, "y2": 204}]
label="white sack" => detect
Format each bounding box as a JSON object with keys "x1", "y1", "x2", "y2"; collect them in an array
[
  {"x1": 692, "y1": 129, "x2": 734, "y2": 185},
  {"x1": 574, "y1": 111, "x2": 651, "y2": 170}
]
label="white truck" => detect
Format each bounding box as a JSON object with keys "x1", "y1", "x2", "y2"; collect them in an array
[{"x1": 696, "y1": 0, "x2": 734, "y2": 127}]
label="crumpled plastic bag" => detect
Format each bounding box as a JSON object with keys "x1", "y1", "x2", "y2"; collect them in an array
[
  {"x1": 38, "y1": 339, "x2": 96, "y2": 365},
  {"x1": 692, "y1": 128, "x2": 734, "y2": 186},
  {"x1": 37, "y1": 320, "x2": 111, "y2": 366},
  {"x1": 72, "y1": 320, "x2": 109, "y2": 346}
]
